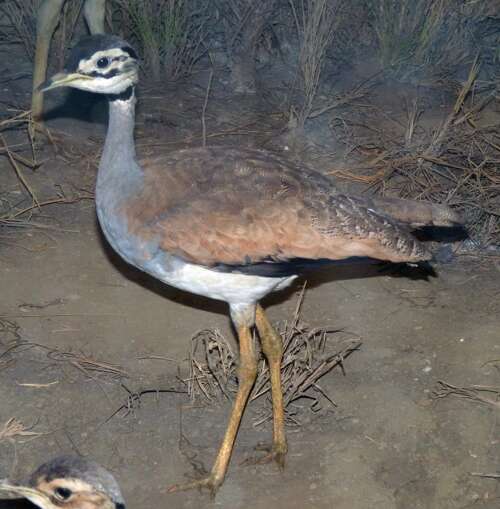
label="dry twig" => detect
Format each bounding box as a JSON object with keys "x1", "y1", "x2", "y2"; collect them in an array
[
  {"x1": 186, "y1": 291, "x2": 361, "y2": 425},
  {"x1": 0, "y1": 418, "x2": 44, "y2": 443},
  {"x1": 432, "y1": 380, "x2": 500, "y2": 409}
]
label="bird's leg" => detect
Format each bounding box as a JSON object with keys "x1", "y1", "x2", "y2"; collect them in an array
[
  {"x1": 168, "y1": 325, "x2": 257, "y2": 496},
  {"x1": 252, "y1": 304, "x2": 288, "y2": 468},
  {"x1": 32, "y1": 0, "x2": 66, "y2": 121},
  {"x1": 83, "y1": 0, "x2": 106, "y2": 34}
]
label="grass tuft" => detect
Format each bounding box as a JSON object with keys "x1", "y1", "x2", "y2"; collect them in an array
[
  {"x1": 365, "y1": 0, "x2": 493, "y2": 80},
  {"x1": 112, "y1": 0, "x2": 212, "y2": 81}
]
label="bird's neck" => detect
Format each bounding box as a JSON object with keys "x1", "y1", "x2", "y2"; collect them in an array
[
  {"x1": 97, "y1": 87, "x2": 143, "y2": 198},
  {"x1": 94, "y1": 86, "x2": 146, "y2": 264}
]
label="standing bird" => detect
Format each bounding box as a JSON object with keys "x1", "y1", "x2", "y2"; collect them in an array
[
  {"x1": 0, "y1": 456, "x2": 124, "y2": 509},
  {"x1": 40, "y1": 35, "x2": 461, "y2": 495}
]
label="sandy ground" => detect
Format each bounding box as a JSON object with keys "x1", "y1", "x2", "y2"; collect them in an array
[{"x1": 1, "y1": 66, "x2": 500, "y2": 509}]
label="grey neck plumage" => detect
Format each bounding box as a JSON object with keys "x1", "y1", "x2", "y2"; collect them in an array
[{"x1": 96, "y1": 86, "x2": 143, "y2": 206}]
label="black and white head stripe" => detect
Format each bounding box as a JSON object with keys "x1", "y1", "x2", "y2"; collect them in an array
[
  {"x1": 66, "y1": 34, "x2": 138, "y2": 74},
  {"x1": 29, "y1": 456, "x2": 125, "y2": 507},
  {"x1": 78, "y1": 47, "x2": 133, "y2": 79},
  {"x1": 58, "y1": 34, "x2": 139, "y2": 95}
]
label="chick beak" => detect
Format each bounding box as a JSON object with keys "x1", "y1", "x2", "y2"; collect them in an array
[{"x1": 0, "y1": 482, "x2": 52, "y2": 509}]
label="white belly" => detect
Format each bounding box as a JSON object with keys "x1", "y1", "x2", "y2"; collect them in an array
[
  {"x1": 143, "y1": 253, "x2": 297, "y2": 306},
  {"x1": 172, "y1": 263, "x2": 296, "y2": 304}
]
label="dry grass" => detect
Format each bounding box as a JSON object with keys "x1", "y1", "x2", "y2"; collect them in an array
[
  {"x1": 1, "y1": 338, "x2": 127, "y2": 384},
  {"x1": 288, "y1": 0, "x2": 343, "y2": 129},
  {"x1": 251, "y1": 316, "x2": 361, "y2": 426},
  {"x1": 432, "y1": 380, "x2": 500, "y2": 409},
  {"x1": 0, "y1": 110, "x2": 39, "y2": 198},
  {"x1": 187, "y1": 292, "x2": 361, "y2": 425},
  {"x1": 106, "y1": 384, "x2": 188, "y2": 422},
  {"x1": 0, "y1": 0, "x2": 40, "y2": 60},
  {"x1": 46, "y1": 349, "x2": 128, "y2": 381},
  {"x1": 365, "y1": 0, "x2": 491, "y2": 81},
  {"x1": 112, "y1": 0, "x2": 212, "y2": 81},
  {"x1": 0, "y1": 111, "x2": 95, "y2": 232},
  {"x1": 0, "y1": 418, "x2": 43, "y2": 443},
  {"x1": 0, "y1": 191, "x2": 94, "y2": 231},
  {"x1": 328, "y1": 61, "x2": 500, "y2": 246}
]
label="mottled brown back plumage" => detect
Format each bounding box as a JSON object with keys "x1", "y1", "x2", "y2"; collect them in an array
[{"x1": 121, "y1": 146, "x2": 455, "y2": 267}]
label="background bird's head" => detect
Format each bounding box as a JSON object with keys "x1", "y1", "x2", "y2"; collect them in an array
[
  {"x1": 0, "y1": 456, "x2": 124, "y2": 509},
  {"x1": 40, "y1": 35, "x2": 139, "y2": 95}
]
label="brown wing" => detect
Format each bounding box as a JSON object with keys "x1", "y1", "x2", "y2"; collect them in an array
[{"x1": 123, "y1": 146, "x2": 430, "y2": 266}]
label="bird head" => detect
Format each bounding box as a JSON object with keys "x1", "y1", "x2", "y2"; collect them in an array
[
  {"x1": 0, "y1": 456, "x2": 125, "y2": 509},
  {"x1": 39, "y1": 34, "x2": 139, "y2": 95}
]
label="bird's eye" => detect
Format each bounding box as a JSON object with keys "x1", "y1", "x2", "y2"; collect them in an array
[
  {"x1": 97, "y1": 57, "x2": 109, "y2": 68},
  {"x1": 54, "y1": 486, "x2": 73, "y2": 501}
]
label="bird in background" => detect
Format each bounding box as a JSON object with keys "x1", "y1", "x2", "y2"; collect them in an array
[
  {"x1": 39, "y1": 34, "x2": 462, "y2": 495},
  {"x1": 0, "y1": 456, "x2": 124, "y2": 509}
]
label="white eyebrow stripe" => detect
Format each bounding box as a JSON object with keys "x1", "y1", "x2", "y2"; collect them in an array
[{"x1": 78, "y1": 48, "x2": 130, "y2": 74}]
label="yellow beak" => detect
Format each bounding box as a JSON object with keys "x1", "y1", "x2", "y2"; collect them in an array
[{"x1": 38, "y1": 72, "x2": 92, "y2": 92}]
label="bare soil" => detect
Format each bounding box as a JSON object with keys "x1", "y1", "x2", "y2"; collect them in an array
[{"x1": 1, "y1": 53, "x2": 500, "y2": 509}]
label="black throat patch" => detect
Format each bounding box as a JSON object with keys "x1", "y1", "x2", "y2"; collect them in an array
[{"x1": 108, "y1": 86, "x2": 135, "y2": 102}]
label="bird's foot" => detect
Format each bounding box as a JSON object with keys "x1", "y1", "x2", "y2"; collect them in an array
[
  {"x1": 167, "y1": 474, "x2": 223, "y2": 498},
  {"x1": 241, "y1": 441, "x2": 287, "y2": 470}
]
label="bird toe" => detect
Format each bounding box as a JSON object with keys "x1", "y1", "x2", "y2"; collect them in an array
[{"x1": 241, "y1": 441, "x2": 288, "y2": 470}]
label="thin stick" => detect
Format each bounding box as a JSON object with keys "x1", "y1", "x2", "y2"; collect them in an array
[
  {"x1": 470, "y1": 472, "x2": 500, "y2": 479},
  {"x1": 7, "y1": 194, "x2": 93, "y2": 220},
  {"x1": 425, "y1": 56, "x2": 480, "y2": 157},
  {"x1": 0, "y1": 134, "x2": 39, "y2": 206},
  {"x1": 201, "y1": 69, "x2": 214, "y2": 148}
]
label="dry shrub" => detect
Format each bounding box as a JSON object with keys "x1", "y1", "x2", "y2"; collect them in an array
[
  {"x1": 288, "y1": 0, "x2": 343, "y2": 128},
  {"x1": 365, "y1": 0, "x2": 492, "y2": 80},
  {"x1": 329, "y1": 61, "x2": 500, "y2": 247},
  {"x1": 187, "y1": 299, "x2": 361, "y2": 425},
  {"x1": 112, "y1": 0, "x2": 212, "y2": 81}
]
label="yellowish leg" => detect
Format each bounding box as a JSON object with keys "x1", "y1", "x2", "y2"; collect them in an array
[
  {"x1": 32, "y1": 0, "x2": 66, "y2": 121},
  {"x1": 168, "y1": 326, "x2": 257, "y2": 496},
  {"x1": 83, "y1": 0, "x2": 106, "y2": 34},
  {"x1": 254, "y1": 304, "x2": 287, "y2": 468}
]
